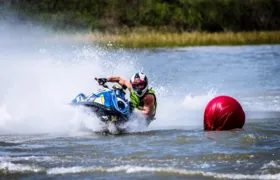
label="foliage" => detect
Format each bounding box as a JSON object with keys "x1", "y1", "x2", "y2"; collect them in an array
[{"x1": 3, "y1": 0, "x2": 280, "y2": 32}]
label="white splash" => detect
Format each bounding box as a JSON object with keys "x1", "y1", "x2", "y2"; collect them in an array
[
  {"x1": 0, "y1": 19, "x2": 227, "y2": 135},
  {"x1": 47, "y1": 165, "x2": 280, "y2": 179},
  {"x1": 0, "y1": 20, "x2": 136, "y2": 135}
]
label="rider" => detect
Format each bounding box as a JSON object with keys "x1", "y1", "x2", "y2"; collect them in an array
[{"x1": 95, "y1": 72, "x2": 157, "y2": 122}]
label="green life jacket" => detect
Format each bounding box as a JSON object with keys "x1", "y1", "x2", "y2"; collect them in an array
[{"x1": 130, "y1": 88, "x2": 157, "y2": 120}]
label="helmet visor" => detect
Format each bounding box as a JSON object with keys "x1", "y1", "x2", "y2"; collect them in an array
[
  {"x1": 133, "y1": 83, "x2": 145, "y2": 89},
  {"x1": 132, "y1": 82, "x2": 145, "y2": 90}
]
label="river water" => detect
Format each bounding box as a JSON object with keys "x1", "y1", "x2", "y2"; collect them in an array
[{"x1": 0, "y1": 22, "x2": 279, "y2": 179}]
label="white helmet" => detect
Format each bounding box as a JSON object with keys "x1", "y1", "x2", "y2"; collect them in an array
[{"x1": 130, "y1": 72, "x2": 148, "y2": 97}]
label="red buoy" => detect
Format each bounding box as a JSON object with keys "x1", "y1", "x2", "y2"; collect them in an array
[{"x1": 204, "y1": 96, "x2": 245, "y2": 131}]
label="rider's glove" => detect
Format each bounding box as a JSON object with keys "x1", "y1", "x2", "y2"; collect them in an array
[{"x1": 98, "y1": 78, "x2": 107, "y2": 85}]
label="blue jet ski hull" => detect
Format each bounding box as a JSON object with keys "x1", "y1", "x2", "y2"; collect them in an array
[{"x1": 71, "y1": 88, "x2": 131, "y2": 126}]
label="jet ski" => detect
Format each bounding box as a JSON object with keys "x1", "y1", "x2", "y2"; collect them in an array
[{"x1": 71, "y1": 84, "x2": 131, "y2": 133}]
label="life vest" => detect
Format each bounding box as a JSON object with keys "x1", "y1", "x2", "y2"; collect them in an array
[{"x1": 130, "y1": 88, "x2": 157, "y2": 120}]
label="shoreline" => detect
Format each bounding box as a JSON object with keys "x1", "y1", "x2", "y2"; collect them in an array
[{"x1": 56, "y1": 31, "x2": 280, "y2": 48}]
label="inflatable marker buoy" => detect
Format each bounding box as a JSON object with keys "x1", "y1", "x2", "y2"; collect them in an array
[{"x1": 204, "y1": 96, "x2": 245, "y2": 131}]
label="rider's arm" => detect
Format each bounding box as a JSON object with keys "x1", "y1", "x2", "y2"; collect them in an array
[
  {"x1": 106, "y1": 76, "x2": 132, "y2": 89},
  {"x1": 137, "y1": 94, "x2": 155, "y2": 117}
]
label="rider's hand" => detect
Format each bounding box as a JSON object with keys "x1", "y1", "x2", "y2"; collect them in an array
[{"x1": 96, "y1": 78, "x2": 107, "y2": 85}]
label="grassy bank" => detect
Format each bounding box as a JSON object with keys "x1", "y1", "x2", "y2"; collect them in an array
[{"x1": 73, "y1": 31, "x2": 280, "y2": 48}]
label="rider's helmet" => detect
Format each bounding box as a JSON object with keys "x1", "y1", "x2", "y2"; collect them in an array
[
  {"x1": 130, "y1": 72, "x2": 148, "y2": 97},
  {"x1": 112, "y1": 85, "x2": 126, "y2": 99}
]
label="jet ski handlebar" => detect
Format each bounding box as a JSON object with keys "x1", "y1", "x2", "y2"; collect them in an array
[{"x1": 95, "y1": 77, "x2": 127, "y2": 90}]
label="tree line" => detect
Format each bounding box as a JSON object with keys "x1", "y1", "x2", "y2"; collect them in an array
[{"x1": 2, "y1": 0, "x2": 280, "y2": 32}]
